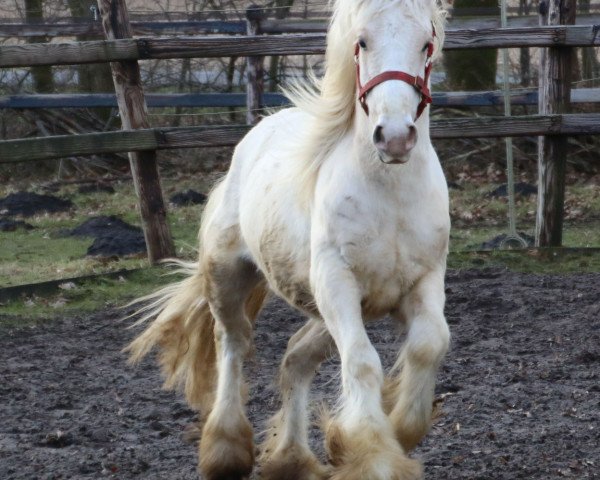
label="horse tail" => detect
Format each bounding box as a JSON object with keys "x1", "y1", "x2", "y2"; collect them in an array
[
  {"x1": 125, "y1": 179, "x2": 227, "y2": 414},
  {"x1": 125, "y1": 264, "x2": 218, "y2": 414},
  {"x1": 127, "y1": 265, "x2": 269, "y2": 415}
]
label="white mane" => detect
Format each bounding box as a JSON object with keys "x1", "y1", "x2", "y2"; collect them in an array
[{"x1": 283, "y1": 0, "x2": 447, "y2": 199}]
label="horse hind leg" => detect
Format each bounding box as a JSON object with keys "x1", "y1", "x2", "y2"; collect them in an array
[
  {"x1": 259, "y1": 318, "x2": 333, "y2": 480},
  {"x1": 199, "y1": 251, "x2": 267, "y2": 480},
  {"x1": 383, "y1": 270, "x2": 450, "y2": 452}
]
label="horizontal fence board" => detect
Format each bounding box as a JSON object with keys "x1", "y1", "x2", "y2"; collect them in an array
[
  {"x1": 0, "y1": 129, "x2": 159, "y2": 162},
  {"x1": 260, "y1": 14, "x2": 600, "y2": 33},
  {"x1": 0, "y1": 38, "x2": 140, "y2": 66},
  {"x1": 2, "y1": 26, "x2": 600, "y2": 67},
  {"x1": 436, "y1": 88, "x2": 600, "y2": 106},
  {"x1": 2, "y1": 114, "x2": 600, "y2": 163},
  {"x1": 0, "y1": 20, "x2": 247, "y2": 37},
  {"x1": 2, "y1": 88, "x2": 600, "y2": 110},
  {"x1": 0, "y1": 92, "x2": 290, "y2": 108},
  {"x1": 3, "y1": 14, "x2": 600, "y2": 37}
]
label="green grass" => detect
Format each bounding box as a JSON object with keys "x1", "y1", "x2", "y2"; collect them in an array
[
  {"x1": 0, "y1": 177, "x2": 207, "y2": 288},
  {"x1": 447, "y1": 249, "x2": 600, "y2": 273},
  {"x1": 0, "y1": 267, "x2": 180, "y2": 327},
  {"x1": 448, "y1": 182, "x2": 600, "y2": 250},
  {"x1": 1, "y1": 176, "x2": 599, "y2": 327}
]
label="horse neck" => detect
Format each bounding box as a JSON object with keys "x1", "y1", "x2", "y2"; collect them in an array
[{"x1": 351, "y1": 107, "x2": 433, "y2": 185}]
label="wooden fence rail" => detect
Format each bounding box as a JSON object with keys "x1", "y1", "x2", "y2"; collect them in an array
[
  {"x1": 2, "y1": 88, "x2": 600, "y2": 110},
  {"x1": 1, "y1": 12, "x2": 600, "y2": 37},
  {"x1": 2, "y1": 113, "x2": 600, "y2": 164},
  {"x1": 2, "y1": 25, "x2": 600, "y2": 68}
]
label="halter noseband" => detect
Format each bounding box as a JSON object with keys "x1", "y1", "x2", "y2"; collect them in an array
[{"x1": 355, "y1": 27, "x2": 436, "y2": 119}]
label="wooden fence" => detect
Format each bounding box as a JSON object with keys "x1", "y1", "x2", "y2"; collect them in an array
[{"x1": 0, "y1": 0, "x2": 598, "y2": 260}]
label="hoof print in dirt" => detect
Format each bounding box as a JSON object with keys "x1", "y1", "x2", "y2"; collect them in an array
[
  {"x1": 488, "y1": 182, "x2": 537, "y2": 198},
  {"x1": 0, "y1": 191, "x2": 73, "y2": 217},
  {"x1": 68, "y1": 215, "x2": 146, "y2": 258},
  {"x1": 170, "y1": 189, "x2": 207, "y2": 206},
  {"x1": 479, "y1": 232, "x2": 535, "y2": 250},
  {"x1": 0, "y1": 217, "x2": 34, "y2": 232},
  {"x1": 39, "y1": 430, "x2": 74, "y2": 448},
  {"x1": 77, "y1": 183, "x2": 115, "y2": 195}
]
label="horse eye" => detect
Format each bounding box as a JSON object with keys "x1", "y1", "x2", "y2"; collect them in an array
[
  {"x1": 358, "y1": 39, "x2": 367, "y2": 49},
  {"x1": 422, "y1": 43, "x2": 429, "y2": 52}
]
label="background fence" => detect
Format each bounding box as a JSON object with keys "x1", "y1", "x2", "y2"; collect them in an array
[{"x1": 0, "y1": 0, "x2": 598, "y2": 262}]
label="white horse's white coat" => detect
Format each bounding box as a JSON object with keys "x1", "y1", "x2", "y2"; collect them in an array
[{"x1": 130, "y1": 1, "x2": 450, "y2": 479}]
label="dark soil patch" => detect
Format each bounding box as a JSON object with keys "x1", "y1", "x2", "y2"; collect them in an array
[
  {"x1": 68, "y1": 215, "x2": 146, "y2": 257},
  {"x1": 0, "y1": 192, "x2": 72, "y2": 217},
  {"x1": 170, "y1": 190, "x2": 207, "y2": 206},
  {"x1": 488, "y1": 182, "x2": 538, "y2": 198},
  {"x1": 0, "y1": 269, "x2": 598, "y2": 479},
  {"x1": 0, "y1": 217, "x2": 34, "y2": 232}
]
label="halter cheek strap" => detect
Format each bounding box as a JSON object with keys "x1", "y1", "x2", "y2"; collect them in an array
[{"x1": 355, "y1": 28, "x2": 435, "y2": 119}]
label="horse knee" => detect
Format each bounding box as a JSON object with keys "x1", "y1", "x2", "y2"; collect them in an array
[{"x1": 406, "y1": 318, "x2": 449, "y2": 367}]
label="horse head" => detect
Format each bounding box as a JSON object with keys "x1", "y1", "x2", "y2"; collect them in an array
[{"x1": 352, "y1": 0, "x2": 445, "y2": 164}]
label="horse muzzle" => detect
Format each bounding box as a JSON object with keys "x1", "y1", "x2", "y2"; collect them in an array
[{"x1": 373, "y1": 121, "x2": 418, "y2": 164}]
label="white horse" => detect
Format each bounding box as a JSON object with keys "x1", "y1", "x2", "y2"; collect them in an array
[{"x1": 128, "y1": 0, "x2": 450, "y2": 479}]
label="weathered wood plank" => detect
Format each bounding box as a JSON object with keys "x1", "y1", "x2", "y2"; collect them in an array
[
  {"x1": 0, "y1": 38, "x2": 139, "y2": 66},
  {"x1": 0, "y1": 92, "x2": 289, "y2": 109},
  {"x1": 2, "y1": 25, "x2": 600, "y2": 67},
  {"x1": 0, "y1": 129, "x2": 158, "y2": 162},
  {"x1": 2, "y1": 114, "x2": 600, "y2": 164},
  {"x1": 4, "y1": 88, "x2": 600, "y2": 110},
  {"x1": 99, "y1": 0, "x2": 174, "y2": 263},
  {"x1": 3, "y1": 14, "x2": 600, "y2": 37},
  {"x1": 535, "y1": 0, "x2": 576, "y2": 248},
  {"x1": 0, "y1": 20, "x2": 247, "y2": 37}
]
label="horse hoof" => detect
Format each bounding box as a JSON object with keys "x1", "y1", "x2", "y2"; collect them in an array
[
  {"x1": 199, "y1": 415, "x2": 255, "y2": 480},
  {"x1": 325, "y1": 420, "x2": 422, "y2": 480},
  {"x1": 259, "y1": 444, "x2": 330, "y2": 480}
]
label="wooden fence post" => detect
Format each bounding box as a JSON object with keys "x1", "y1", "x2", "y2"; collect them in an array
[
  {"x1": 97, "y1": 0, "x2": 175, "y2": 263},
  {"x1": 535, "y1": 0, "x2": 576, "y2": 247},
  {"x1": 246, "y1": 5, "x2": 265, "y2": 125}
]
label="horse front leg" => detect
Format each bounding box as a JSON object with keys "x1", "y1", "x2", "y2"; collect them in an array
[
  {"x1": 384, "y1": 269, "x2": 450, "y2": 452},
  {"x1": 311, "y1": 247, "x2": 422, "y2": 480}
]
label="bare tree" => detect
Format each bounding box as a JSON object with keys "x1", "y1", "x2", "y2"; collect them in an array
[{"x1": 25, "y1": 0, "x2": 54, "y2": 92}]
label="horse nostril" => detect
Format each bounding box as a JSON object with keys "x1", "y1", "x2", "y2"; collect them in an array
[
  {"x1": 373, "y1": 125, "x2": 384, "y2": 145},
  {"x1": 406, "y1": 125, "x2": 418, "y2": 148},
  {"x1": 408, "y1": 125, "x2": 417, "y2": 140}
]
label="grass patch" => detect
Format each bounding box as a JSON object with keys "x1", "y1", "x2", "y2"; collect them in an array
[
  {"x1": 1, "y1": 174, "x2": 598, "y2": 327},
  {"x1": 0, "y1": 176, "x2": 207, "y2": 288},
  {"x1": 0, "y1": 267, "x2": 182, "y2": 328},
  {"x1": 448, "y1": 248, "x2": 600, "y2": 273}
]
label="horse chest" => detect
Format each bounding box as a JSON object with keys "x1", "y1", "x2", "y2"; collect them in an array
[{"x1": 336, "y1": 207, "x2": 447, "y2": 318}]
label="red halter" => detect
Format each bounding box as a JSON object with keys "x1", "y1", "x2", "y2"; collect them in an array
[{"x1": 355, "y1": 28, "x2": 436, "y2": 119}]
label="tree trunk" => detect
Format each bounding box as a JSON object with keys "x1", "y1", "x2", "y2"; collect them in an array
[
  {"x1": 445, "y1": 0, "x2": 499, "y2": 90},
  {"x1": 268, "y1": 0, "x2": 295, "y2": 92},
  {"x1": 67, "y1": 0, "x2": 114, "y2": 120},
  {"x1": 580, "y1": 0, "x2": 600, "y2": 83},
  {"x1": 519, "y1": 0, "x2": 531, "y2": 86},
  {"x1": 25, "y1": 0, "x2": 54, "y2": 93}
]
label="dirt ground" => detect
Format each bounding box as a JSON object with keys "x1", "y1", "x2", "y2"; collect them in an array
[{"x1": 1, "y1": 268, "x2": 598, "y2": 480}]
